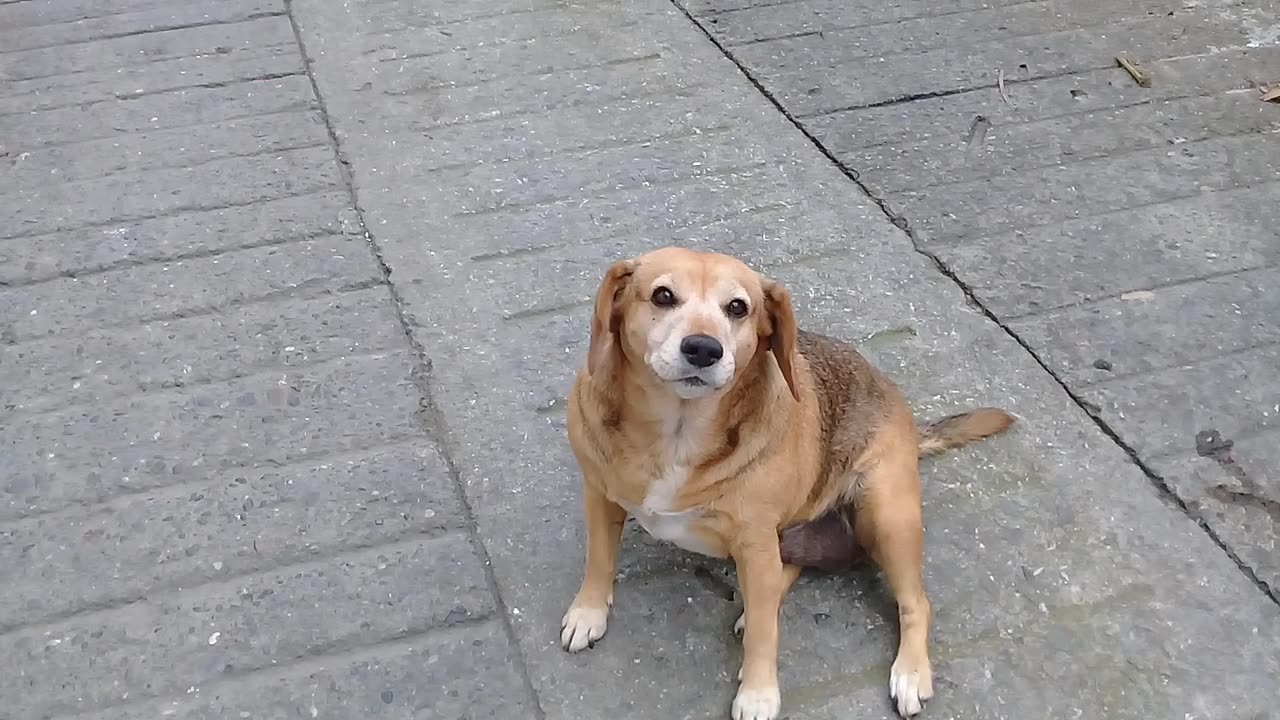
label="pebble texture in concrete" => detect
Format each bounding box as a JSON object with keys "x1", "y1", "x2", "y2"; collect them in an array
[
  {"x1": 4, "y1": 0, "x2": 1279, "y2": 718},
  {"x1": 288, "y1": 0, "x2": 1280, "y2": 718},
  {"x1": 0, "y1": 0, "x2": 533, "y2": 718},
  {"x1": 679, "y1": 0, "x2": 1280, "y2": 595}
]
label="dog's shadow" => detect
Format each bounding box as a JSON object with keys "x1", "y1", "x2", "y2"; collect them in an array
[{"x1": 614, "y1": 520, "x2": 899, "y2": 640}]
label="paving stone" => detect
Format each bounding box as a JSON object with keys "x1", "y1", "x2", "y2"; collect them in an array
[
  {"x1": 0, "y1": 74, "x2": 316, "y2": 148},
  {"x1": 0, "y1": 234, "x2": 379, "y2": 341},
  {"x1": 359, "y1": 0, "x2": 591, "y2": 30},
  {"x1": 0, "y1": 0, "x2": 283, "y2": 54},
  {"x1": 3, "y1": 13, "x2": 293, "y2": 82},
  {"x1": 806, "y1": 46, "x2": 1280, "y2": 154},
  {"x1": 1152, "y1": 433, "x2": 1280, "y2": 592},
  {"x1": 1, "y1": 110, "x2": 330, "y2": 190},
  {"x1": 1007, "y1": 266, "x2": 1280, "y2": 387},
  {"x1": 725, "y1": 0, "x2": 1180, "y2": 60},
  {"x1": 0, "y1": 533, "x2": 493, "y2": 719},
  {"x1": 0, "y1": 0, "x2": 177, "y2": 28},
  {"x1": 894, "y1": 133, "x2": 1278, "y2": 245},
  {"x1": 1, "y1": 351, "x2": 422, "y2": 520},
  {"x1": 0, "y1": 441, "x2": 459, "y2": 631},
  {"x1": 416, "y1": 85, "x2": 750, "y2": 170},
  {"x1": 702, "y1": 0, "x2": 1041, "y2": 46},
  {"x1": 1086, "y1": 344, "x2": 1280, "y2": 461},
  {"x1": 850, "y1": 91, "x2": 1280, "y2": 192},
  {"x1": 738, "y1": 12, "x2": 1253, "y2": 116},
  {"x1": 292, "y1": 2, "x2": 1280, "y2": 719},
  {"x1": 366, "y1": 2, "x2": 642, "y2": 57},
  {"x1": 0, "y1": 286, "x2": 402, "y2": 413},
  {"x1": 931, "y1": 182, "x2": 1280, "y2": 317},
  {"x1": 433, "y1": 131, "x2": 773, "y2": 214},
  {"x1": 0, "y1": 190, "x2": 352, "y2": 285},
  {"x1": 0, "y1": 43, "x2": 303, "y2": 116},
  {"x1": 374, "y1": 51, "x2": 704, "y2": 129},
  {"x1": 75, "y1": 620, "x2": 535, "y2": 720},
  {"x1": 375, "y1": 40, "x2": 666, "y2": 97},
  {"x1": 2, "y1": 145, "x2": 342, "y2": 240}
]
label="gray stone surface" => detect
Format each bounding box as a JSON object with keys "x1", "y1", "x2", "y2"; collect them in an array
[
  {"x1": 0, "y1": 190, "x2": 352, "y2": 285},
  {"x1": 3, "y1": 0, "x2": 1278, "y2": 719},
  {"x1": 0, "y1": 4, "x2": 531, "y2": 718},
  {"x1": 0, "y1": 74, "x2": 317, "y2": 147},
  {"x1": 288, "y1": 0, "x2": 1280, "y2": 719},
  {"x1": 2, "y1": 145, "x2": 341, "y2": 238},
  {"x1": 681, "y1": 0, "x2": 1280, "y2": 606},
  {"x1": 0, "y1": 0, "x2": 281, "y2": 54}
]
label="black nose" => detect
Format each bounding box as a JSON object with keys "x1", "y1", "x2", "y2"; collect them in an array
[{"x1": 680, "y1": 334, "x2": 723, "y2": 368}]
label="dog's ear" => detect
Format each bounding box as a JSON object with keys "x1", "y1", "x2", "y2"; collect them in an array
[
  {"x1": 588, "y1": 259, "x2": 637, "y2": 375},
  {"x1": 762, "y1": 278, "x2": 800, "y2": 401}
]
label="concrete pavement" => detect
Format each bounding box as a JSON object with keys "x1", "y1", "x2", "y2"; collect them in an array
[
  {"x1": 679, "y1": 0, "x2": 1280, "y2": 595},
  {"x1": 2, "y1": 0, "x2": 1278, "y2": 719}
]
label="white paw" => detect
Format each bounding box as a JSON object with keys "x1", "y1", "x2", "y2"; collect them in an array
[
  {"x1": 560, "y1": 605, "x2": 608, "y2": 652},
  {"x1": 888, "y1": 656, "x2": 934, "y2": 717},
  {"x1": 733, "y1": 611, "x2": 745, "y2": 637},
  {"x1": 731, "y1": 684, "x2": 781, "y2": 720}
]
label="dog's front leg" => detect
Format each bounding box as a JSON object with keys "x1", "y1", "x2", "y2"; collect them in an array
[
  {"x1": 561, "y1": 480, "x2": 627, "y2": 652},
  {"x1": 731, "y1": 534, "x2": 801, "y2": 720}
]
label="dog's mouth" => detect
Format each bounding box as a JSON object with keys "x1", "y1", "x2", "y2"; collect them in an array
[{"x1": 679, "y1": 376, "x2": 708, "y2": 388}]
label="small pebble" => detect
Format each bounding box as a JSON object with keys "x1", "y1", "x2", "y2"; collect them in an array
[{"x1": 1092, "y1": 359, "x2": 1113, "y2": 371}]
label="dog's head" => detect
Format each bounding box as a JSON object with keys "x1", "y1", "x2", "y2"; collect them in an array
[{"x1": 587, "y1": 247, "x2": 798, "y2": 401}]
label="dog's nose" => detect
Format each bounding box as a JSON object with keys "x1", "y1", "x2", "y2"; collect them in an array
[{"x1": 680, "y1": 334, "x2": 723, "y2": 368}]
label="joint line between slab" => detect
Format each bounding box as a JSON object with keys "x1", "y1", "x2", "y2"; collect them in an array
[{"x1": 282, "y1": 2, "x2": 550, "y2": 715}]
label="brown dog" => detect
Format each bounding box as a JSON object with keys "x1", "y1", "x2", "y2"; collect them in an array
[{"x1": 561, "y1": 247, "x2": 1013, "y2": 719}]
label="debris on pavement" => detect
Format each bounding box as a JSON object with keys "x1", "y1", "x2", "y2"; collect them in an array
[{"x1": 1116, "y1": 54, "x2": 1153, "y2": 87}]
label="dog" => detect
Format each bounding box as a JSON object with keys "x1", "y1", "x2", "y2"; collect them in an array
[{"x1": 560, "y1": 247, "x2": 1014, "y2": 720}]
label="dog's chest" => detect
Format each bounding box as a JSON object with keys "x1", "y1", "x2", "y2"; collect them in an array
[{"x1": 620, "y1": 413, "x2": 724, "y2": 557}]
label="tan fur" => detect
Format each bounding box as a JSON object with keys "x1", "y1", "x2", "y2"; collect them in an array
[
  {"x1": 561, "y1": 247, "x2": 1015, "y2": 719},
  {"x1": 917, "y1": 407, "x2": 1015, "y2": 458}
]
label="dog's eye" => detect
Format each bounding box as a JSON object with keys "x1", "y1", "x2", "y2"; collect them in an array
[
  {"x1": 651, "y1": 286, "x2": 677, "y2": 308},
  {"x1": 725, "y1": 299, "x2": 749, "y2": 318}
]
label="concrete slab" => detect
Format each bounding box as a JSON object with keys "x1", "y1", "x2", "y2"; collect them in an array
[
  {"x1": 291, "y1": 2, "x2": 1280, "y2": 720},
  {"x1": 0, "y1": 190, "x2": 353, "y2": 285},
  {"x1": 0, "y1": 12, "x2": 527, "y2": 720},
  {"x1": 1, "y1": 532, "x2": 493, "y2": 718},
  {"x1": 684, "y1": 0, "x2": 1280, "y2": 617},
  {"x1": 0, "y1": 44, "x2": 303, "y2": 116},
  {"x1": 0, "y1": 234, "x2": 378, "y2": 340},
  {"x1": 0, "y1": 74, "x2": 317, "y2": 148},
  {"x1": 5, "y1": 0, "x2": 1278, "y2": 718},
  {"x1": 3, "y1": 110, "x2": 331, "y2": 189},
  {"x1": 0, "y1": 0, "x2": 284, "y2": 55}
]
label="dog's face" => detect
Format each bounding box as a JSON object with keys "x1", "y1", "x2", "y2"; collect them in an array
[{"x1": 588, "y1": 247, "x2": 798, "y2": 401}]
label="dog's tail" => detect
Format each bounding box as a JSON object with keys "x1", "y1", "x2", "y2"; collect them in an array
[{"x1": 917, "y1": 407, "x2": 1015, "y2": 458}]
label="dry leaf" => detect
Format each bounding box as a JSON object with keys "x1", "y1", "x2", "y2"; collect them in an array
[
  {"x1": 1262, "y1": 85, "x2": 1280, "y2": 103},
  {"x1": 1120, "y1": 290, "x2": 1155, "y2": 302}
]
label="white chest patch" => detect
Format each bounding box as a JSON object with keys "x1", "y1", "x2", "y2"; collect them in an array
[
  {"x1": 625, "y1": 465, "x2": 717, "y2": 555},
  {"x1": 623, "y1": 408, "x2": 721, "y2": 556},
  {"x1": 625, "y1": 502, "x2": 717, "y2": 556}
]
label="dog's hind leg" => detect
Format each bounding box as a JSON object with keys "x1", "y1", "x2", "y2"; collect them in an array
[{"x1": 855, "y1": 452, "x2": 934, "y2": 718}]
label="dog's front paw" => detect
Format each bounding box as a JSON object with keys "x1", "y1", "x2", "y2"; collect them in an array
[
  {"x1": 889, "y1": 653, "x2": 933, "y2": 717},
  {"x1": 731, "y1": 684, "x2": 781, "y2": 720},
  {"x1": 560, "y1": 604, "x2": 609, "y2": 652}
]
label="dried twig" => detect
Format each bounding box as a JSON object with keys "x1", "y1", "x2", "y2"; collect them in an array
[
  {"x1": 997, "y1": 69, "x2": 1012, "y2": 106},
  {"x1": 1115, "y1": 55, "x2": 1152, "y2": 87}
]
